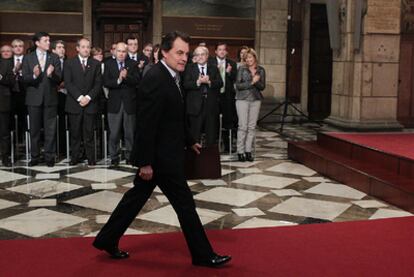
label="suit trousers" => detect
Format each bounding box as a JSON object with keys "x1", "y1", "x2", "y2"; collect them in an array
[
  {"x1": 68, "y1": 111, "x2": 96, "y2": 162},
  {"x1": 107, "y1": 103, "x2": 135, "y2": 161},
  {"x1": 188, "y1": 97, "x2": 218, "y2": 146},
  {"x1": 27, "y1": 105, "x2": 57, "y2": 161},
  {"x1": 0, "y1": 112, "x2": 10, "y2": 158},
  {"x1": 94, "y1": 172, "x2": 214, "y2": 260},
  {"x1": 236, "y1": 100, "x2": 261, "y2": 153}
]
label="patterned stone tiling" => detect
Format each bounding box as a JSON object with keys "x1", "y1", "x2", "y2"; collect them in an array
[{"x1": 0, "y1": 124, "x2": 411, "y2": 240}]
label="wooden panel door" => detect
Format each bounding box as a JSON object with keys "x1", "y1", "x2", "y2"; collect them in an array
[
  {"x1": 307, "y1": 4, "x2": 332, "y2": 120},
  {"x1": 398, "y1": 35, "x2": 414, "y2": 127},
  {"x1": 102, "y1": 21, "x2": 143, "y2": 57}
]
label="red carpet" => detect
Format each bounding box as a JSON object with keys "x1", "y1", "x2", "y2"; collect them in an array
[
  {"x1": 1, "y1": 217, "x2": 414, "y2": 277},
  {"x1": 329, "y1": 132, "x2": 414, "y2": 160}
]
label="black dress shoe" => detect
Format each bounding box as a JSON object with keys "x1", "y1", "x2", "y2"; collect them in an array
[
  {"x1": 88, "y1": 160, "x2": 96, "y2": 166},
  {"x1": 193, "y1": 254, "x2": 232, "y2": 267},
  {"x1": 69, "y1": 160, "x2": 79, "y2": 166},
  {"x1": 111, "y1": 159, "x2": 119, "y2": 167},
  {"x1": 125, "y1": 159, "x2": 130, "y2": 165},
  {"x1": 46, "y1": 160, "x2": 55, "y2": 167},
  {"x1": 92, "y1": 242, "x2": 129, "y2": 259},
  {"x1": 28, "y1": 160, "x2": 39, "y2": 167},
  {"x1": 2, "y1": 158, "x2": 11, "y2": 167},
  {"x1": 238, "y1": 153, "x2": 246, "y2": 162},
  {"x1": 245, "y1": 152, "x2": 254, "y2": 162}
]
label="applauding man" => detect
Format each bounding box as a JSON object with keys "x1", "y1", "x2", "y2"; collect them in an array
[
  {"x1": 22, "y1": 32, "x2": 62, "y2": 167},
  {"x1": 64, "y1": 38, "x2": 102, "y2": 166},
  {"x1": 104, "y1": 42, "x2": 140, "y2": 166}
]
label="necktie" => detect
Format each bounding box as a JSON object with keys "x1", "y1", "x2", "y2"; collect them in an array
[
  {"x1": 174, "y1": 74, "x2": 183, "y2": 100},
  {"x1": 132, "y1": 55, "x2": 136, "y2": 61},
  {"x1": 119, "y1": 62, "x2": 124, "y2": 70},
  {"x1": 16, "y1": 58, "x2": 21, "y2": 64},
  {"x1": 200, "y1": 66, "x2": 205, "y2": 76},
  {"x1": 219, "y1": 60, "x2": 226, "y2": 93},
  {"x1": 82, "y1": 59, "x2": 86, "y2": 71},
  {"x1": 39, "y1": 52, "x2": 46, "y2": 72}
]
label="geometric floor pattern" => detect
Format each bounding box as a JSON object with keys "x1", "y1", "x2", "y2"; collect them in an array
[{"x1": 0, "y1": 124, "x2": 412, "y2": 240}]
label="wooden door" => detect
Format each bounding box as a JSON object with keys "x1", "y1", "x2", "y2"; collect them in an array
[
  {"x1": 307, "y1": 4, "x2": 332, "y2": 120},
  {"x1": 398, "y1": 35, "x2": 414, "y2": 127},
  {"x1": 102, "y1": 21, "x2": 143, "y2": 57}
]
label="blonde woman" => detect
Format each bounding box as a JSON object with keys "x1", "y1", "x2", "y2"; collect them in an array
[{"x1": 235, "y1": 48, "x2": 266, "y2": 162}]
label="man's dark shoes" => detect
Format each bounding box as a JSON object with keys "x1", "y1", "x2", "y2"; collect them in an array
[
  {"x1": 238, "y1": 153, "x2": 246, "y2": 162},
  {"x1": 111, "y1": 159, "x2": 119, "y2": 167},
  {"x1": 88, "y1": 160, "x2": 96, "y2": 166},
  {"x1": 46, "y1": 160, "x2": 55, "y2": 167},
  {"x1": 69, "y1": 159, "x2": 79, "y2": 166},
  {"x1": 93, "y1": 242, "x2": 129, "y2": 259},
  {"x1": 193, "y1": 254, "x2": 232, "y2": 267},
  {"x1": 245, "y1": 152, "x2": 254, "y2": 162}
]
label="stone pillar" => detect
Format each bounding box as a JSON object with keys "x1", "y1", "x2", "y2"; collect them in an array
[
  {"x1": 326, "y1": 0, "x2": 403, "y2": 130},
  {"x1": 83, "y1": 0, "x2": 92, "y2": 39},
  {"x1": 152, "y1": 0, "x2": 163, "y2": 44},
  {"x1": 255, "y1": 0, "x2": 288, "y2": 100}
]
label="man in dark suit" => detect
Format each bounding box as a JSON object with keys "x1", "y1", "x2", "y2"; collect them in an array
[
  {"x1": 11, "y1": 39, "x2": 26, "y2": 148},
  {"x1": 104, "y1": 42, "x2": 140, "y2": 166},
  {"x1": 0, "y1": 58, "x2": 15, "y2": 167},
  {"x1": 183, "y1": 46, "x2": 223, "y2": 145},
  {"x1": 64, "y1": 38, "x2": 102, "y2": 166},
  {"x1": 209, "y1": 43, "x2": 238, "y2": 152},
  {"x1": 126, "y1": 36, "x2": 148, "y2": 75},
  {"x1": 22, "y1": 32, "x2": 62, "y2": 167},
  {"x1": 93, "y1": 31, "x2": 231, "y2": 267}
]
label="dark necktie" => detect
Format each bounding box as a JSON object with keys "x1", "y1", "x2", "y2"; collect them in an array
[
  {"x1": 174, "y1": 74, "x2": 183, "y2": 100},
  {"x1": 200, "y1": 66, "x2": 205, "y2": 76},
  {"x1": 119, "y1": 62, "x2": 124, "y2": 70},
  {"x1": 82, "y1": 59, "x2": 86, "y2": 71}
]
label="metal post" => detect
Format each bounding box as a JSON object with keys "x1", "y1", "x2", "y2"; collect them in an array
[
  {"x1": 10, "y1": 131, "x2": 14, "y2": 165},
  {"x1": 26, "y1": 115, "x2": 31, "y2": 152},
  {"x1": 25, "y1": 131, "x2": 30, "y2": 162},
  {"x1": 65, "y1": 115, "x2": 70, "y2": 162},
  {"x1": 56, "y1": 115, "x2": 60, "y2": 159},
  {"x1": 104, "y1": 130, "x2": 108, "y2": 163},
  {"x1": 14, "y1": 115, "x2": 19, "y2": 159},
  {"x1": 94, "y1": 129, "x2": 97, "y2": 162},
  {"x1": 218, "y1": 114, "x2": 223, "y2": 152},
  {"x1": 229, "y1": 129, "x2": 232, "y2": 156}
]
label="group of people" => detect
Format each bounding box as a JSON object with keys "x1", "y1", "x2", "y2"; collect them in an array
[{"x1": 0, "y1": 31, "x2": 266, "y2": 168}]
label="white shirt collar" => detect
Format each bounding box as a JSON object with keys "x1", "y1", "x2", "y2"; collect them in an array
[
  {"x1": 78, "y1": 55, "x2": 88, "y2": 63},
  {"x1": 197, "y1": 63, "x2": 207, "y2": 72},
  {"x1": 128, "y1": 53, "x2": 137, "y2": 59},
  {"x1": 216, "y1": 57, "x2": 225, "y2": 63},
  {"x1": 160, "y1": 59, "x2": 177, "y2": 79},
  {"x1": 36, "y1": 48, "x2": 46, "y2": 57}
]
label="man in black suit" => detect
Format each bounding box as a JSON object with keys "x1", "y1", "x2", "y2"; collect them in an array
[
  {"x1": 183, "y1": 46, "x2": 223, "y2": 145},
  {"x1": 209, "y1": 43, "x2": 238, "y2": 152},
  {"x1": 126, "y1": 36, "x2": 148, "y2": 75},
  {"x1": 104, "y1": 42, "x2": 140, "y2": 166},
  {"x1": 93, "y1": 31, "x2": 231, "y2": 267},
  {"x1": 0, "y1": 58, "x2": 15, "y2": 167},
  {"x1": 11, "y1": 39, "x2": 27, "y2": 147},
  {"x1": 22, "y1": 32, "x2": 62, "y2": 167},
  {"x1": 64, "y1": 38, "x2": 102, "y2": 166}
]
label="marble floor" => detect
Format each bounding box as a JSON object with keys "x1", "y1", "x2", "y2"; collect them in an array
[{"x1": 0, "y1": 123, "x2": 412, "y2": 240}]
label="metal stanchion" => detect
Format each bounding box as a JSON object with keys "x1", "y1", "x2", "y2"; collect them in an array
[
  {"x1": 104, "y1": 130, "x2": 108, "y2": 163},
  {"x1": 10, "y1": 131, "x2": 14, "y2": 165},
  {"x1": 119, "y1": 139, "x2": 123, "y2": 161},
  {"x1": 56, "y1": 115, "x2": 60, "y2": 159},
  {"x1": 229, "y1": 129, "x2": 232, "y2": 156},
  {"x1": 65, "y1": 115, "x2": 70, "y2": 162},
  {"x1": 218, "y1": 114, "x2": 223, "y2": 152},
  {"x1": 94, "y1": 129, "x2": 97, "y2": 162},
  {"x1": 14, "y1": 115, "x2": 19, "y2": 159},
  {"x1": 25, "y1": 115, "x2": 30, "y2": 162}
]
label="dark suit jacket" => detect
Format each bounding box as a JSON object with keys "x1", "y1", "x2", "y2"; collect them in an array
[
  {"x1": 64, "y1": 56, "x2": 102, "y2": 114},
  {"x1": 0, "y1": 58, "x2": 15, "y2": 112},
  {"x1": 103, "y1": 58, "x2": 140, "y2": 114},
  {"x1": 130, "y1": 62, "x2": 195, "y2": 176},
  {"x1": 183, "y1": 63, "x2": 223, "y2": 116},
  {"x1": 209, "y1": 56, "x2": 237, "y2": 99},
  {"x1": 21, "y1": 51, "x2": 62, "y2": 106}
]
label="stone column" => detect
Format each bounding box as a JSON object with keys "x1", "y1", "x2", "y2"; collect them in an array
[
  {"x1": 83, "y1": 0, "x2": 92, "y2": 39},
  {"x1": 152, "y1": 0, "x2": 163, "y2": 44},
  {"x1": 326, "y1": 0, "x2": 403, "y2": 130},
  {"x1": 255, "y1": 0, "x2": 288, "y2": 100}
]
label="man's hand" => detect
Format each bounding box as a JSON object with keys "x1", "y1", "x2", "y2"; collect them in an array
[
  {"x1": 252, "y1": 75, "x2": 260, "y2": 84},
  {"x1": 138, "y1": 60, "x2": 145, "y2": 69},
  {"x1": 226, "y1": 63, "x2": 232, "y2": 73},
  {"x1": 191, "y1": 143, "x2": 202, "y2": 155},
  {"x1": 33, "y1": 65, "x2": 41, "y2": 77},
  {"x1": 80, "y1": 96, "x2": 90, "y2": 107},
  {"x1": 119, "y1": 68, "x2": 127, "y2": 80},
  {"x1": 46, "y1": 64, "x2": 54, "y2": 77},
  {"x1": 139, "y1": 165, "x2": 153, "y2": 181}
]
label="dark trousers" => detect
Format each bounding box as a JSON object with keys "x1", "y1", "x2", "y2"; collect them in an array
[
  {"x1": 0, "y1": 112, "x2": 10, "y2": 159},
  {"x1": 94, "y1": 173, "x2": 214, "y2": 260},
  {"x1": 188, "y1": 98, "x2": 218, "y2": 146},
  {"x1": 27, "y1": 105, "x2": 57, "y2": 162},
  {"x1": 68, "y1": 111, "x2": 96, "y2": 162},
  {"x1": 219, "y1": 93, "x2": 237, "y2": 150},
  {"x1": 107, "y1": 103, "x2": 135, "y2": 161}
]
